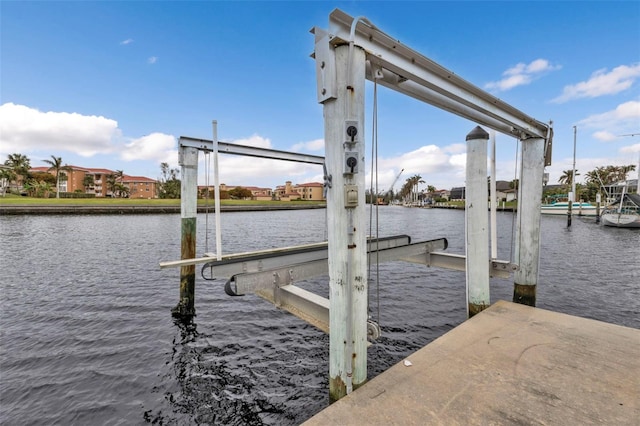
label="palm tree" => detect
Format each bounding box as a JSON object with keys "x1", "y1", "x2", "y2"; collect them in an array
[
  {"x1": 4, "y1": 153, "x2": 31, "y2": 192},
  {"x1": 82, "y1": 174, "x2": 95, "y2": 192},
  {"x1": 0, "y1": 168, "x2": 16, "y2": 196},
  {"x1": 42, "y1": 155, "x2": 72, "y2": 198},
  {"x1": 558, "y1": 169, "x2": 579, "y2": 187},
  {"x1": 617, "y1": 164, "x2": 636, "y2": 182},
  {"x1": 106, "y1": 174, "x2": 117, "y2": 197}
]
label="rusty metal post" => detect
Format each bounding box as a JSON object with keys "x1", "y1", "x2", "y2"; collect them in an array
[{"x1": 172, "y1": 145, "x2": 198, "y2": 318}]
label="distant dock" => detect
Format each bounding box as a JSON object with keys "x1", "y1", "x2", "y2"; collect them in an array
[{"x1": 304, "y1": 300, "x2": 639, "y2": 425}]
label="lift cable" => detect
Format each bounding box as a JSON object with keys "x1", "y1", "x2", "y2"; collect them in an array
[
  {"x1": 204, "y1": 150, "x2": 211, "y2": 254},
  {"x1": 367, "y1": 77, "x2": 381, "y2": 331}
]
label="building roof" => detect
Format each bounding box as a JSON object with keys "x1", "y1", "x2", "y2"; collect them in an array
[{"x1": 295, "y1": 182, "x2": 323, "y2": 187}]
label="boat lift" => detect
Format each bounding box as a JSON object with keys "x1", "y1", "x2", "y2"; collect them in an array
[{"x1": 160, "y1": 8, "x2": 552, "y2": 403}]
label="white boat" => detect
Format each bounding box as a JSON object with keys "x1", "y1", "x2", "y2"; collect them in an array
[
  {"x1": 601, "y1": 192, "x2": 640, "y2": 228},
  {"x1": 540, "y1": 200, "x2": 598, "y2": 216}
]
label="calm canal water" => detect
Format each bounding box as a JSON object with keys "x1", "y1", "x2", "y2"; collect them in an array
[{"x1": 1, "y1": 207, "x2": 638, "y2": 425}]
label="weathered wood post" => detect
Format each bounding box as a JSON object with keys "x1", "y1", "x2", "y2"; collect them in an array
[
  {"x1": 513, "y1": 138, "x2": 545, "y2": 306},
  {"x1": 596, "y1": 193, "x2": 601, "y2": 224},
  {"x1": 465, "y1": 126, "x2": 490, "y2": 317},
  {"x1": 322, "y1": 43, "x2": 367, "y2": 402},
  {"x1": 173, "y1": 145, "x2": 198, "y2": 317}
]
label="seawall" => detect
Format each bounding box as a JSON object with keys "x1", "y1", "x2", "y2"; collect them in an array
[{"x1": 0, "y1": 204, "x2": 326, "y2": 215}]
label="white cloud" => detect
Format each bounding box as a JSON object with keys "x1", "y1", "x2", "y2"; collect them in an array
[
  {"x1": 291, "y1": 138, "x2": 324, "y2": 152},
  {"x1": 578, "y1": 101, "x2": 640, "y2": 140},
  {"x1": 362, "y1": 143, "x2": 467, "y2": 191},
  {"x1": 0, "y1": 103, "x2": 120, "y2": 157},
  {"x1": 552, "y1": 63, "x2": 640, "y2": 103},
  {"x1": 121, "y1": 133, "x2": 177, "y2": 165},
  {"x1": 120, "y1": 38, "x2": 134, "y2": 45},
  {"x1": 620, "y1": 143, "x2": 640, "y2": 154},
  {"x1": 485, "y1": 59, "x2": 561, "y2": 92},
  {"x1": 148, "y1": 56, "x2": 158, "y2": 64}
]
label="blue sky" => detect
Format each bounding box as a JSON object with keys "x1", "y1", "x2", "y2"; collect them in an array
[{"x1": 1, "y1": 1, "x2": 639, "y2": 192}]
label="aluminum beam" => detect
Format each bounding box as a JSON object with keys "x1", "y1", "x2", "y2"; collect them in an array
[
  {"x1": 178, "y1": 136, "x2": 325, "y2": 165},
  {"x1": 201, "y1": 235, "x2": 412, "y2": 279},
  {"x1": 256, "y1": 285, "x2": 330, "y2": 333},
  {"x1": 313, "y1": 9, "x2": 552, "y2": 141}
]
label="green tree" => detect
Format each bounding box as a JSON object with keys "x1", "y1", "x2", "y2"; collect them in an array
[
  {"x1": 4, "y1": 153, "x2": 31, "y2": 192},
  {"x1": 82, "y1": 174, "x2": 95, "y2": 192},
  {"x1": 558, "y1": 169, "x2": 579, "y2": 187},
  {"x1": 427, "y1": 185, "x2": 436, "y2": 193},
  {"x1": 228, "y1": 186, "x2": 252, "y2": 199},
  {"x1": 158, "y1": 162, "x2": 181, "y2": 199},
  {"x1": 0, "y1": 168, "x2": 16, "y2": 196},
  {"x1": 42, "y1": 155, "x2": 72, "y2": 198},
  {"x1": 106, "y1": 174, "x2": 117, "y2": 197}
]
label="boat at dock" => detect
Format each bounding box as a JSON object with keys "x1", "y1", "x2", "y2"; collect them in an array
[
  {"x1": 540, "y1": 199, "x2": 598, "y2": 216},
  {"x1": 601, "y1": 191, "x2": 640, "y2": 228}
]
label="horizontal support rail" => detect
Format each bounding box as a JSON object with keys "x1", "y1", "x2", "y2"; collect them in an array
[
  {"x1": 315, "y1": 9, "x2": 551, "y2": 141},
  {"x1": 179, "y1": 136, "x2": 325, "y2": 164},
  {"x1": 223, "y1": 238, "x2": 448, "y2": 296},
  {"x1": 256, "y1": 285, "x2": 330, "y2": 333},
  {"x1": 423, "y1": 252, "x2": 518, "y2": 279},
  {"x1": 200, "y1": 235, "x2": 413, "y2": 279}
]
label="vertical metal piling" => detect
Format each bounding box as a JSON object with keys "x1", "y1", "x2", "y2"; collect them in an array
[
  {"x1": 173, "y1": 145, "x2": 198, "y2": 318},
  {"x1": 513, "y1": 138, "x2": 545, "y2": 306},
  {"x1": 596, "y1": 193, "x2": 601, "y2": 224},
  {"x1": 465, "y1": 126, "x2": 490, "y2": 317},
  {"x1": 323, "y1": 44, "x2": 367, "y2": 403}
]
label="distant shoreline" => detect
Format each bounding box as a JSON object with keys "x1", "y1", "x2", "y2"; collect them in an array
[{"x1": 0, "y1": 204, "x2": 327, "y2": 215}]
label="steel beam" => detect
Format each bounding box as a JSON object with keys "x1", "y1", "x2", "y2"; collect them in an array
[
  {"x1": 178, "y1": 136, "x2": 325, "y2": 165},
  {"x1": 200, "y1": 235, "x2": 411, "y2": 279},
  {"x1": 315, "y1": 9, "x2": 551, "y2": 141},
  {"x1": 256, "y1": 285, "x2": 330, "y2": 333}
]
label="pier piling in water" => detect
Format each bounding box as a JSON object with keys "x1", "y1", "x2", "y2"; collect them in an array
[
  {"x1": 513, "y1": 137, "x2": 545, "y2": 306},
  {"x1": 173, "y1": 146, "x2": 198, "y2": 318},
  {"x1": 465, "y1": 126, "x2": 490, "y2": 316}
]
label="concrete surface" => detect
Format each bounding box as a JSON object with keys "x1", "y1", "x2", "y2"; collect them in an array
[{"x1": 304, "y1": 300, "x2": 639, "y2": 425}]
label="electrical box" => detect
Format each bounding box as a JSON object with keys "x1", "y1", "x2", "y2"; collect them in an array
[
  {"x1": 344, "y1": 152, "x2": 358, "y2": 174},
  {"x1": 344, "y1": 184, "x2": 358, "y2": 208},
  {"x1": 345, "y1": 120, "x2": 359, "y2": 143}
]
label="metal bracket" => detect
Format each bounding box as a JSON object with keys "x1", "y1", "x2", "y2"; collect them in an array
[
  {"x1": 323, "y1": 161, "x2": 332, "y2": 198},
  {"x1": 312, "y1": 27, "x2": 337, "y2": 103}
]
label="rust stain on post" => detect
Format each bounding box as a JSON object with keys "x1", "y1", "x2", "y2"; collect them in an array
[
  {"x1": 468, "y1": 303, "x2": 490, "y2": 317},
  {"x1": 513, "y1": 283, "x2": 536, "y2": 307},
  {"x1": 329, "y1": 375, "x2": 347, "y2": 404},
  {"x1": 173, "y1": 217, "x2": 197, "y2": 317}
]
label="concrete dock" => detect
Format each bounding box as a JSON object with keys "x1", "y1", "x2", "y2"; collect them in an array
[{"x1": 304, "y1": 300, "x2": 639, "y2": 425}]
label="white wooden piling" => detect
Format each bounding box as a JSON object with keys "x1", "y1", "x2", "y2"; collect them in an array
[
  {"x1": 465, "y1": 126, "x2": 490, "y2": 317},
  {"x1": 174, "y1": 145, "x2": 198, "y2": 317},
  {"x1": 513, "y1": 138, "x2": 545, "y2": 306},
  {"x1": 323, "y1": 44, "x2": 367, "y2": 402}
]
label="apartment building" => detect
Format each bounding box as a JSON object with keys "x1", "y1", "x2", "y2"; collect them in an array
[
  {"x1": 274, "y1": 181, "x2": 324, "y2": 201},
  {"x1": 197, "y1": 184, "x2": 273, "y2": 201},
  {"x1": 29, "y1": 165, "x2": 158, "y2": 198}
]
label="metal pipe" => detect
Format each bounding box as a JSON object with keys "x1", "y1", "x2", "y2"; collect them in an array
[
  {"x1": 212, "y1": 121, "x2": 222, "y2": 260},
  {"x1": 490, "y1": 131, "x2": 498, "y2": 260}
]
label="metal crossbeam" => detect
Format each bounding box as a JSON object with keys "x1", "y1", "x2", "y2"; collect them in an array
[
  {"x1": 178, "y1": 136, "x2": 325, "y2": 165},
  {"x1": 201, "y1": 235, "x2": 413, "y2": 280},
  {"x1": 312, "y1": 9, "x2": 552, "y2": 142}
]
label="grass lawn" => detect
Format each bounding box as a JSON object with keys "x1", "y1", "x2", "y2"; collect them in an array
[{"x1": 0, "y1": 194, "x2": 325, "y2": 207}]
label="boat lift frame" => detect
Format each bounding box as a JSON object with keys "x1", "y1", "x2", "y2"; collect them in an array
[{"x1": 161, "y1": 8, "x2": 552, "y2": 404}]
